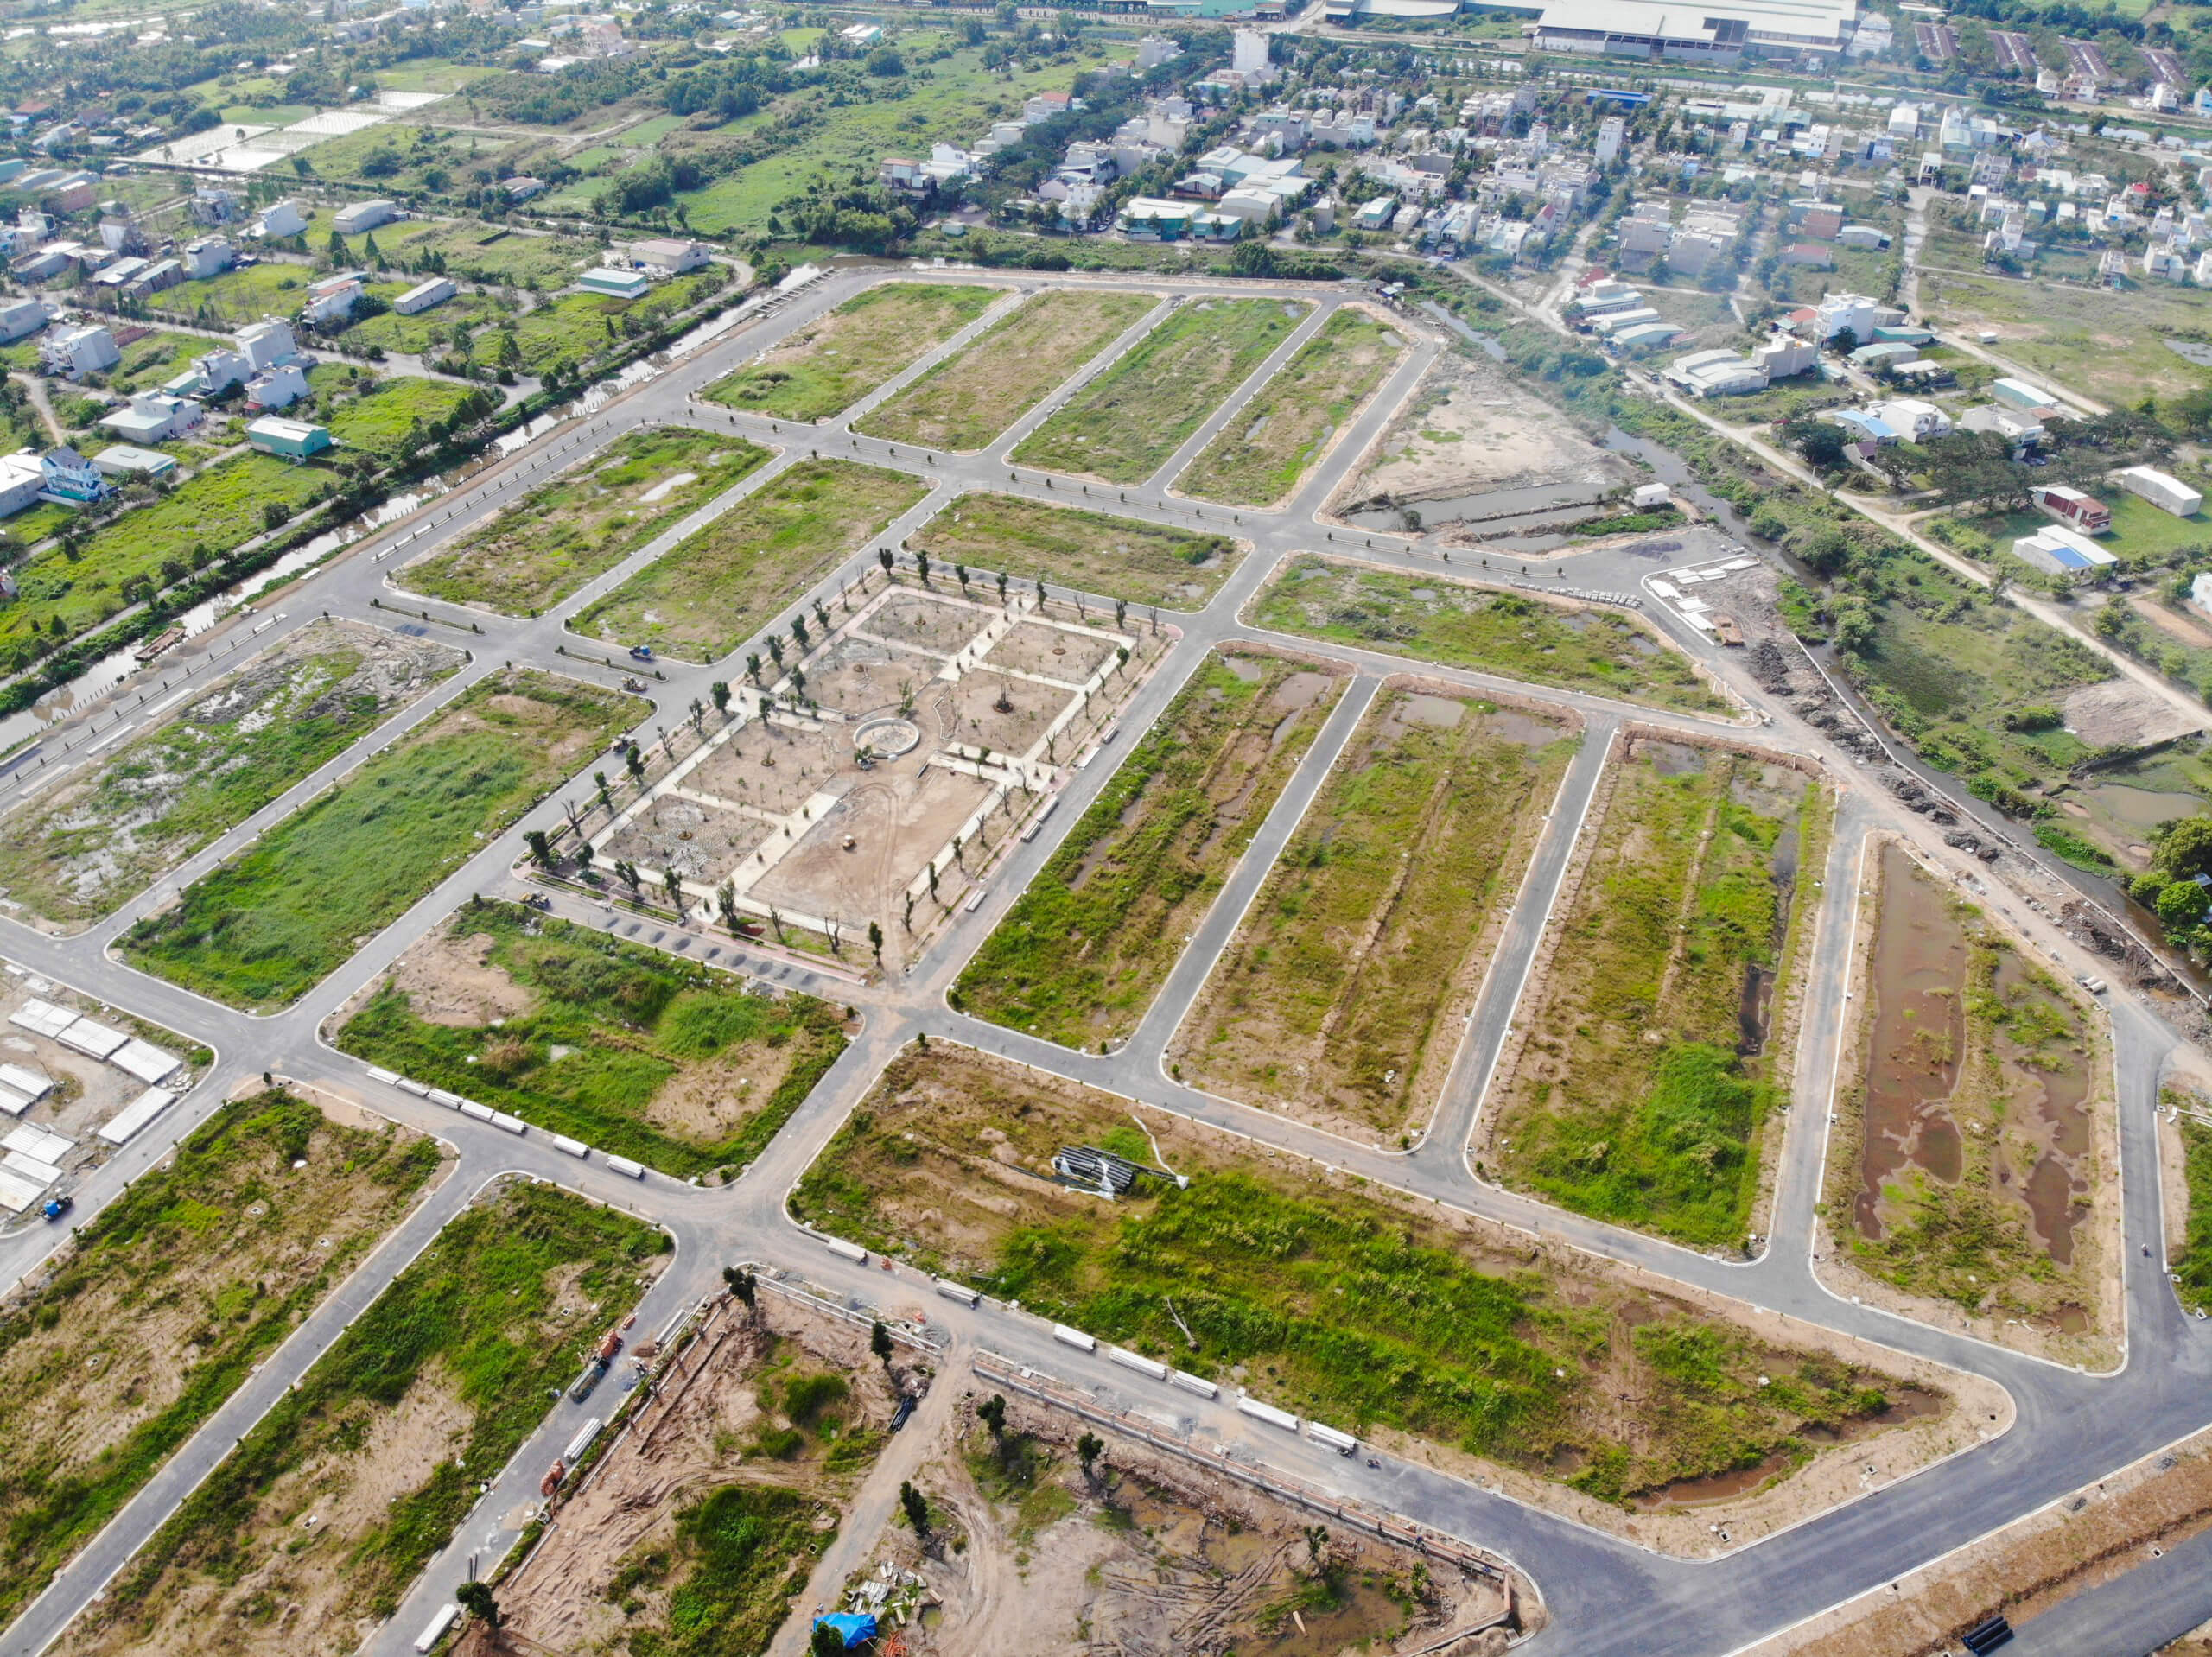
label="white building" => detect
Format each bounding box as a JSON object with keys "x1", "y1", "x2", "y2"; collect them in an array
[
  {"x1": 181, "y1": 236, "x2": 231, "y2": 279},
  {"x1": 2012, "y1": 524, "x2": 2118, "y2": 576},
  {"x1": 394, "y1": 276, "x2": 456, "y2": 314},
  {"x1": 301, "y1": 273, "x2": 363, "y2": 326},
  {"x1": 238, "y1": 318, "x2": 296, "y2": 372},
  {"x1": 39, "y1": 324, "x2": 118, "y2": 378},
  {"x1": 2119, "y1": 466, "x2": 2202, "y2": 517},
  {"x1": 0, "y1": 297, "x2": 45, "y2": 342},
  {"x1": 257, "y1": 200, "x2": 308, "y2": 239},
  {"x1": 1866, "y1": 398, "x2": 1952, "y2": 442},
  {"x1": 332, "y1": 200, "x2": 397, "y2": 236},
  {"x1": 98, "y1": 390, "x2": 202, "y2": 444},
  {"x1": 245, "y1": 362, "x2": 311, "y2": 411},
  {"x1": 1594, "y1": 115, "x2": 1625, "y2": 166}
]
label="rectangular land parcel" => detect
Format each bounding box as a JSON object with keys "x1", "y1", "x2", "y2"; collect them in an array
[{"x1": 706, "y1": 282, "x2": 1001, "y2": 422}]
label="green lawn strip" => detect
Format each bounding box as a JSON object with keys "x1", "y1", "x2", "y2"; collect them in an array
[
  {"x1": 72, "y1": 1184, "x2": 664, "y2": 1643},
  {"x1": 321, "y1": 375, "x2": 485, "y2": 462},
  {"x1": 1253, "y1": 556, "x2": 1728, "y2": 715},
  {"x1": 574, "y1": 459, "x2": 927, "y2": 662},
  {"x1": 905, "y1": 492, "x2": 1243, "y2": 612},
  {"x1": 335, "y1": 898, "x2": 848, "y2": 1178},
  {"x1": 1012, "y1": 297, "x2": 1311, "y2": 484},
  {"x1": 953, "y1": 650, "x2": 1344, "y2": 1049},
  {"x1": 857, "y1": 288, "x2": 1156, "y2": 451},
  {"x1": 0, "y1": 1091, "x2": 442, "y2": 1629},
  {"x1": 120, "y1": 668, "x2": 645, "y2": 1010},
  {"x1": 613, "y1": 1485, "x2": 823, "y2": 1654},
  {"x1": 1491, "y1": 741, "x2": 1816, "y2": 1248},
  {"x1": 398, "y1": 428, "x2": 773, "y2": 615},
  {"x1": 705, "y1": 283, "x2": 1000, "y2": 422},
  {"x1": 0, "y1": 454, "x2": 337, "y2": 673},
  {"x1": 1177, "y1": 309, "x2": 1404, "y2": 509},
  {"x1": 794, "y1": 1048, "x2": 1928, "y2": 1508},
  {"x1": 1174, "y1": 688, "x2": 1576, "y2": 1137},
  {"x1": 2170, "y1": 1103, "x2": 2212, "y2": 1317},
  {"x1": 0, "y1": 622, "x2": 465, "y2": 927}
]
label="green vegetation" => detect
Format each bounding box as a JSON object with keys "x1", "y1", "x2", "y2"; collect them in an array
[
  {"x1": 334, "y1": 219, "x2": 601, "y2": 289},
  {"x1": 0, "y1": 454, "x2": 334, "y2": 671},
  {"x1": 955, "y1": 651, "x2": 1343, "y2": 1049},
  {"x1": 337, "y1": 899, "x2": 848, "y2": 1178},
  {"x1": 0, "y1": 624, "x2": 463, "y2": 927},
  {"x1": 706, "y1": 283, "x2": 999, "y2": 422},
  {"x1": 574, "y1": 459, "x2": 927, "y2": 662},
  {"x1": 1253, "y1": 556, "x2": 1728, "y2": 715},
  {"x1": 73, "y1": 1184, "x2": 662, "y2": 1644},
  {"x1": 121, "y1": 669, "x2": 643, "y2": 1010},
  {"x1": 102, "y1": 331, "x2": 211, "y2": 397},
  {"x1": 794, "y1": 1049, "x2": 1931, "y2": 1507},
  {"x1": 1174, "y1": 689, "x2": 1575, "y2": 1136},
  {"x1": 859, "y1": 288, "x2": 1155, "y2": 451},
  {"x1": 0, "y1": 1092, "x2": 441, "y2": 1628},
  {"x1": 2171, "y1": 1101, "x2": 2212, "y2": 1317},
  {"x1": 622, "y1": 1485, "x2": 821, "y2": 1655},
  {"x1": 1917, "y1": 267, "x2": 2212, "y2": 408},
  {"x1": 1492, "y1": 741, "x2": 1817, "y2": 1247},
  {"x1": 342, "y1": 284, "x2": 501, "y2": 356},
  {"x1": 507, "y1": 272, "x2": 729, "y2": 378},
  {"x1": 1013, "y1": 297, "x2": 1309, "y2": 483},
  {"x1": 399, "y1": 428, "x2": 772, "y2": 614},
  {"x1": 321, "y1": 375, "x2": 484, "y2": 462},
  {"x1": 172, "y1": 263, "x2": 313, "y2": 326},
  {"x1": 906, "y1": 492, "x2": 1242, "y2": 611},
  {"x1": 1178, "y1": 308, "x2": 1402, "y2": 508}
]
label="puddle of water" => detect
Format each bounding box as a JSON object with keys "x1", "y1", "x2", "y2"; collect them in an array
[
  {"x1": 1855, "y1": 846, "x2": 1969, "y2": 1239},
  {"x1": 1397, "y1": 692, "x2": 1465, "y2": 728},
  {"x1": 1345, "y1": 479, "x2": 1599, "y2": 531},
  {"x1": 2167, "y1": 337, "x2": 2212, "y2": 367},
  {"x1": 1637, "y1": 1450, "x2": 1793, "y2": 1509},
  {"x1": 2024, "y1": 1152, "x2": 2078, "y2": 1264},
  {"x1": 1481, "y1": 707, "x2": 1566, "y2": 747},
  {"x1": 2081, "y1": 781, "x2": 2202, "y2": 835}
]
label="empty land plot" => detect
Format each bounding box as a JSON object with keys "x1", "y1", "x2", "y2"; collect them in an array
[
  {"x1": 0, "y1": 621, "x2": 463, "y2": 930},
  {"x1": 334, "y1": 898, "x2": 848, "y2": 1178},
  {"x1": 905, "y1": 492, "x2": 1243, "y2": 611},
  {"x1": 1177, "y1": 308, "x2": 1405, "y2": 509},
  {"x1": 572, "y1": 460, "x2": 928, "y2": 663},
  {"x1": 858, "y1": 287, "x2": 1157, "y2": 451},
  {"x1": 705, "y1": 283, "x2": 1001, "y2": 422},
  {"x1": 849, "y1": 1387, "x2": 1511, "y2": 1657},
  {"x1": 1918, "y1": 268, "x2": 2212, "y2": 407},
  {"x1": 0, "y1": 454, "x2": 334, "y2": 672},
  {"x1": 55, "y1": 1183, "x2": 664, "y2": 1657},
  {"x1": 1254, "y1": 556, "x2": 1728, "y2": 714},
  {"x1": 492, "y1": 1292, "x2": 902, "y2": 1657},
  {"x1": 320, "y1": 375, "x2": 482, "y2": 462},
  {"x1": 1171, "y1": 685, "x2": 1577, "y2": 1140},
  {"x1": 1011, "y1": 297, "x2": 1310, "y2": 484},
  {"x1": 397, "y1": 428, "x2": 773, "y2": 614},
  {"x1": 793, "y1": 1046, "x2": 1981, "y2": 1540},
  {"x1": 1484, "y1": 736, "x2": 1822, "y2": 1248},
  {"x1": 2172, "y1": 1095, "x2": 2212, "y2": 1317},
  {"x1": 120, "y1": 668, "x2": 645, "y2": 1011},
  {"x1": 954, "y1": 649, "x2": 1344, "y2": 1049},
  {"x1": 1824, "y1": 842, "x2": 2116, "y2": 1363},
  {"x1": 0, "y1": 1090, "x2": 443, "y2": 1630}
]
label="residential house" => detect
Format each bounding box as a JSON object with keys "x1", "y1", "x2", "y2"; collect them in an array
[
  {"x1": 180, "y1": 236, "x2": 231, "y2": 278},
  {"x1": 39, "y1": 324, "x2": 118, "y2": 378},
  {"x1": 301, "y1": 272, "x2": 363, "y2": 326},
  {"x1": 245, "y1": 362, "x2": 310, "y2": 411},
  {"x1": 332, "y1": 200, "x2": 397, "y2": 236},
  {"x1": 39, "y1": 446, "x2": 108, "y2": 502},
  {"x1": 98, "y1": 390, "x2": 201, "y2": 444},
  {"x1": 245, "y1": 416, "x2": 332, "y2": 460}
]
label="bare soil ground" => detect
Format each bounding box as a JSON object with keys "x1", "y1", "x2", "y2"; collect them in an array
[
  {"x1": 0, "y1": 620, "x2": 464, "y2": 932},
  {"x1": 802, "y1": 634, "x2": 946, "y2": 719},
  {"x1": 926, "y1": 669, "x2": 1074, "y2": 758},
  {"x1": 982, "y1": 619, "x2": 1117, "y2": 684},
  {"x1": 750, "y1": 754, "x2": 992, "y2": 934},
  {"x1": 477, "y1": 1291, "x2": 907, "y2": 1657},
  {"x1": 599, "y1": 790, "x2": 778, "y2": 885},
  {"x1": 1333, "y1": 352, "x2": 1636, "y2": 518},
  {"x1": 690, "y1": 719, "x2": 856, "y2": 819},
  {"x1": 1743, "y1": 1419, "x2": 2212, "y2": 1657},
  {"x1": 861, "y1": 591, "x2": 995, "y2": 657},
  {"x1": 2064, "y1": 679, "x2": 2208, "y2": 749},
  {"x1": 849, "y1": 1386, "x2": 1517, "y2": 1657}
]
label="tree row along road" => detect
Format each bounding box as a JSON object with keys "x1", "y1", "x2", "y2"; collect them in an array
[{"x1": 0, "y1": 264, "x2": 2202, "y2": 1657}]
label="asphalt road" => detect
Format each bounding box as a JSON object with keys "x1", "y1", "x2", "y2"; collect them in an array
[{"x1": 0, "y1": 263, "x2": 2206, "y2": 1657}]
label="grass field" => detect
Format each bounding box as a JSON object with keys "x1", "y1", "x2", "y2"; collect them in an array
[
  {"x1": 705, "y1": 283, "x2": 1000, "y2": 422},
  {"x1": 56, "y1": 1183, "x2": 663, "y2": 1657},
  {"x1": 0, "y1": 1092, "x2": 441, "y2": 1630},
  {"x1": 342, "y1": 283, "x2": 502, "y2": 356},
  {"x1": 1488, "y1": 738, "x2": 1821, "y2": 1248},
  {"x1": 793, "y1": 1046, "x2": 1938, "y2": 1508},
  {"x1": 1253, "y1": 556, "x2": 1729, "y2": 715},
  {"x1": 104, "y1": 330, "x2": 213, "y2": 396},
  {"x1": 0, "y1": 622, "x2": 464, "y2": 927},
  {"x1": 120, "y1": 669, "x2": 644, "y2": 1010},
  {"x1": 857, "y1": 288, "x2": 1157, "y2": 452},
  {"x1": 335, "y1": 898, "x2": 849, "y2": 1178},
  {"x1": 398, "y1": 428, "x2": 772, "y2": 614},
  {"x1": 0, "y1": 454, "x2": 335, "y2": 673},
  {"x1": 1946, "y1": 491, "x2": 2212, "y2": 577},
  {"x1": 505, "y1": 272, "x2": 729, "y2": 378},
  {"x1": 2171, "y1": 1103, "x2": 2212, "y2": 1317},
  {"x1": 321, "y1": 375, "x2": 480, "y2": 461},
  {"x1": 954, "y1": 650, "x2": 1344, "y2": 1050},
  {"x1": 1176, "y1": 308, "x2": 1404, "y2": 509},
  {"x1": 573, "y1": 459, "x2": 927, "y2": 662},
  {"x1": 673, "y1": 41, "x2": 1122, "y2": 235},
  {"x1": 170, "y1": 263, "x2": 314, "y2": 327},
  {"x1": 1012, "y1": 298, "x2": 1310, "y2": 484},
  {"x1": 1917, "y1": 268, "x2": 2212, "y2": 407},
  {"x1": 1173, "y1": 687, "x2": 1576, "y2": 1138},
  {"x1": 905, "y1": 492, "x2": 1243, "y2": 611},
  {"x1": 334, "y1": 220, "x2": 601, "y2": 290}
]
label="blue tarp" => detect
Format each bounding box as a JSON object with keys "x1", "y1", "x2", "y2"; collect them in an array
[{"x1": 815, "y1": 1612, "x2": 877, "y2": 1649}]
